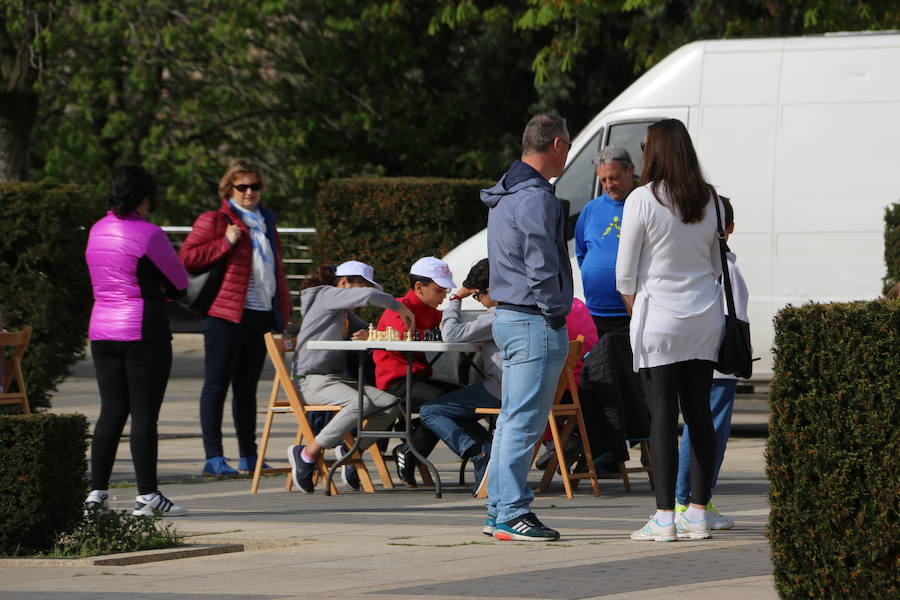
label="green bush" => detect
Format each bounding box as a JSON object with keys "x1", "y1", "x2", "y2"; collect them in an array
[
  {"x1": 0, "y1": 183, "x2": 103, "y2": 410},
  {"x1": 767, "y1": 300, "x2": 899, "y2": 599},
  {"x1": 0, "y1": 414, "x2": 88, "y2": 555},
  {"x1": 46, "y1": 508, "x2": 183, "y2": 558},
  {"x1": 312, "y1": 177, "x2": 492, "y2": 300},
  {"x1": 884, "y1": 202, "x2": 900, "y2": 295}
]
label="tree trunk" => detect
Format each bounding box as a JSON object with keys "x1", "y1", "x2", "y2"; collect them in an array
[{"x1": 0, "y1": 89, "x2": 38, "y2": 182}]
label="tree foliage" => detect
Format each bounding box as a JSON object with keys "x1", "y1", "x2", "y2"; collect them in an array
[
  {"x1": 2, "y1": 1, "x2": 898, "y2": 225},
  {"x1": 9, "y1": 0, "x2": 544, "y2": 223}
]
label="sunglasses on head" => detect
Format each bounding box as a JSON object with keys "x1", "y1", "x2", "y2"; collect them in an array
[{"x1": 233, "y1": 183, "x2": 262, "y2": 193}]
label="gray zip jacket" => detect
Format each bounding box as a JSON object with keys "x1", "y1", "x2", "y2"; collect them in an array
[
  {"x1": 481, "y1": 160, "x2": 573, "y2": 328},
  {"x1": 292, "y1": 285, "x2": 401, "y2": 377},
  {"x1": 440, "y1": 299, "x2": 502, "y2": 400}
]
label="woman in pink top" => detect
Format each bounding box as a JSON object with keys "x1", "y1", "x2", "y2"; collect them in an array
[{"x1": 83, "y1": 166, "x2": 189, "y2": 518}]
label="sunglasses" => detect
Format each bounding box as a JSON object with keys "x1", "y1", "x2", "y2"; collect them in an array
[
  {"x1": 233, "y1": 183, "x2": 262, "y2": 193},
  {"x1": 473, "y1": 291, "x2": 484, "y2": 301}
]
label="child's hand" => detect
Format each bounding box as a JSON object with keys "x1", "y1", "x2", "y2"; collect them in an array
[
  {"x1": 351, "y1": 329, "x2": 368, "y2": 341},
  {"x1": 397, "y1": 305, "x2": 416, "y2": 333}
]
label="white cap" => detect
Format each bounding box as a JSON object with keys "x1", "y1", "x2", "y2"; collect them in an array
[
  {"x1": 335, "y1": 260, "x2": 383, "y2": 290},
  {"x1": 410, "y1": 256, "x2": 456, "y2": 289}
]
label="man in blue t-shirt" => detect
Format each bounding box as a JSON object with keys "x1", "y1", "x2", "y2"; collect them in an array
[{"x1": 574, "y1": 146, "x2": 637, "y2": 338}]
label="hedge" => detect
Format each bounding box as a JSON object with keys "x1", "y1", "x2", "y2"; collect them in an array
[
  {"x1": 884, "y1": 202, "x2": 899, "y2": 295},
  {"x1": 0, "y1": 414, "x2": 88, "y2": 555},
  {"x1": 767, "y1": 300, "x2": 899, "y2": 599},
  {"x1": 312, "y1": 177, "x2": 492, "y2": 300},
  {"x1": 0, "y1": 183, "x2": 103, "y2": 410}
]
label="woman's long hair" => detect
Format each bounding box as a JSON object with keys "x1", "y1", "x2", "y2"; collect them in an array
[
  {"x1": 640, "y1": 119, "x2": 712, "y2": 224},
  {"x1": 108, "y1": 165, "x2": 157, "y2": 218}
]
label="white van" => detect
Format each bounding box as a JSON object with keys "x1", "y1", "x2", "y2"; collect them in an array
[{"x1": 443, "y1": 32, "x2": 900, "y2": 378}]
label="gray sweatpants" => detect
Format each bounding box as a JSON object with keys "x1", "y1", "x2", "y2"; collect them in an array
[{"x1": 298, "y1": 374, "x2": 400, "y2": 449}]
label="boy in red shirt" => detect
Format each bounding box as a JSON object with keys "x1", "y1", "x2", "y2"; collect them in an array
[{"x1": 373, "y1": 256, "x2": 457, "y2": 486}]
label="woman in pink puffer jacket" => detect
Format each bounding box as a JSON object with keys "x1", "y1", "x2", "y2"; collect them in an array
[{"x1": 83, "y1": 166, "x2": 189, "y2": 518}]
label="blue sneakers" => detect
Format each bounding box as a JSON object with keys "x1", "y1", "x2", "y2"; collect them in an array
[
  {"x1": 238, "y1": 455, "x2": 271, "y2": 473},
  {"x1": 483, "y1": 512, "x2": 496, "y2": 537},
  {"x1": 287, "y1": 445, "x2": 316, "y2": 493},
  {"x1": 494, "y1": 512, "x2": 560, "y2": 542},
  {"x1": 203, "y1": 456, "x2": 239, "y2": 477},
  {"x1": 334, "y1": 444, "x2": 361, "y2": 491}
]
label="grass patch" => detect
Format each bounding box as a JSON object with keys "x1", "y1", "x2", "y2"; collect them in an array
[{"x1": 38, "y1": 508, "x2": 183, "y2": 558}]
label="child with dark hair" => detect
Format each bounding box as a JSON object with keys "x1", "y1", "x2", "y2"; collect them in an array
[
  {"x1": 395, "y1": 258, "x2": 502, "y2": 491},
  {"x1": 674, "y1": 196, "x2": 749, "y2": 530}
]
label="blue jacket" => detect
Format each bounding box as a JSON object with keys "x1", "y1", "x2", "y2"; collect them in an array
[
  {"x1": 575, "y1": 193, "x2": 628, "y2": 317},
  {"x1": 481, "y1": 160, "x2": 573, "y2": 328}
]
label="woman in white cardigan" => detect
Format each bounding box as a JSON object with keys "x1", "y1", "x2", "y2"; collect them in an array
[{"x1": 616, "y1": 119, "x2": 724, "y2": 542}]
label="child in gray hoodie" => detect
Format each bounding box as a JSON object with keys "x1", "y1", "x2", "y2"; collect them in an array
[{"x1": 287, "y1": 261, "x2": 415, "y2": 493}]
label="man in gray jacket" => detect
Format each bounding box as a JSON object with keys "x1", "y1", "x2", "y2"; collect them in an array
[{"x1": 481, "y1": 113, "x2": 574, "y2": 541}]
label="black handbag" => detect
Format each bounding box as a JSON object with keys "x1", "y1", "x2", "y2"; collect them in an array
[
  {"x1": 178, "y1": 212, "x2": 233, "y2": 315},
  {"x1": 712, "y1": 196, "x2": 753, "y2": 379}
]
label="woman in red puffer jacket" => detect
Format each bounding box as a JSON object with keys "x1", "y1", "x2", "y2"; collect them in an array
[{"x1": 180, "y1": 159, "x2": 291, "y2": 477}]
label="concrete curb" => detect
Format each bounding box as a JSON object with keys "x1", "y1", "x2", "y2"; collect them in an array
[{"x1": 0, "y1": 543, "x2": 243, "y2": 567}]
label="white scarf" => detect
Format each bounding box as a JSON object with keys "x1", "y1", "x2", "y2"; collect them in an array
[{"x1": 229, "y1": 200, "x2": 277, "y2": 307}]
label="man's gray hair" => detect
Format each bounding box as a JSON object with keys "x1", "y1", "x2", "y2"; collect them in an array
[
  {"x1": 521, "y1": 113, "x2": 568, "y2": 155},
  {"x1": 592, "y1": 146, "x2": 633, "y2": 168}
]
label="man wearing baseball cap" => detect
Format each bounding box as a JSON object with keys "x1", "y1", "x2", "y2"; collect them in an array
[{"x1": 373, "y1": 256, "x2": 457, "y2": 486}]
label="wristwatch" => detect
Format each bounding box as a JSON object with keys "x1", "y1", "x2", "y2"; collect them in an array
[{"x1": 449, "y1": 294, "x2": 462, "y2": 303}]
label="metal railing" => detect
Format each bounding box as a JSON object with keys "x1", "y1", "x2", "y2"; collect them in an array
[{"x1": 162, "y1": 226, "x2": 316, "y2": 325}]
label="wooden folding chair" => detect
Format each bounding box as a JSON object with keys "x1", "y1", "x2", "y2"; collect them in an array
[
  {"x1": 0, "y1": 326, "x2": 32, "y2": 415},
  {"x1": 251, "y1": 333, "x2": 393, "y2": 494},
  {"x1": 617, "y1": 438, "x2": 654, "y2": 493},
  {"x1": 535, "y1": 337, "x2": 601, "y2": 499},
  {"x1": 473, "y1": 336, "x2": 601, "y2": 499}
]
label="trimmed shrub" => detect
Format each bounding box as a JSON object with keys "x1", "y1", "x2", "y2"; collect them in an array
[
  {"x1": 767, "y1": 300, "x2": 899, "y2": 599},
  {"x1": 884, "y1": 202, "x2": 899, "y2": 294},
  {"x1": 312, "y1": 177, "x2": 492, "y2": 300},
  {"x1": 0, "y1": 414, "x2": 88, "y2": 555},
  {"x1": 0, "y1": 183, "x2": 103, "y2": 410}
]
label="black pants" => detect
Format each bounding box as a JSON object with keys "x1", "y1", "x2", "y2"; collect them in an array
[
  {"x1": 640, "y1": 360, "x2": 716, "y2": 509},
  {"x1": 90, "y1": 339, "x2": 172, "y2": 495},
  {"x1": 200, "y1": 310, "x2": 272, "y2": 459},
  {"x1": 592, "y1": 315, "x2": 631, "y2": 339}
]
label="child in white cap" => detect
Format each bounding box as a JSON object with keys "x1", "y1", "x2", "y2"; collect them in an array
[{"x1": 287, "y1": 261, "x2": 415, "y2": 493}]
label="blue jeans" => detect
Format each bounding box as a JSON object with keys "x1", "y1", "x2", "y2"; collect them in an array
[
  {"x1": 487, "y1": 310, "x2": 568, "y2": 523},
  {"x1": 419, "y1": 384, "x2": 500, "y2": 458},
  {"x1": 675, "y1": 378, "x2": 738, "y2": 506}
]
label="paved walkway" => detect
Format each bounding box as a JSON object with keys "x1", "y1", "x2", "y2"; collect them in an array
[{"x1": 1, "y1": 337, "x2": 777, "y2": 600}]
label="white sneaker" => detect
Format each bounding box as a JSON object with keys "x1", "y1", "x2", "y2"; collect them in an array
[
  {"x1": 84, "y1": 490, "x2": 110, "y2": 516},
  {"x1": 630, "y1": 517, "x2": 677, "y2": 542},
  {"x1": 708, "y1": 501, "x2": 735, "y2": 530},
  {"x1": 675, "y1": 511, "x2": 712, "y2": 539},
  {"x1": 133, "y1": 492, "x2": 188, "y2": 517}
]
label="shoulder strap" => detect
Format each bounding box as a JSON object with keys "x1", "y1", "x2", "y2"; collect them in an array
[{"x1": 712, "y1": 193, "x2": 737, "y2": 319}]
